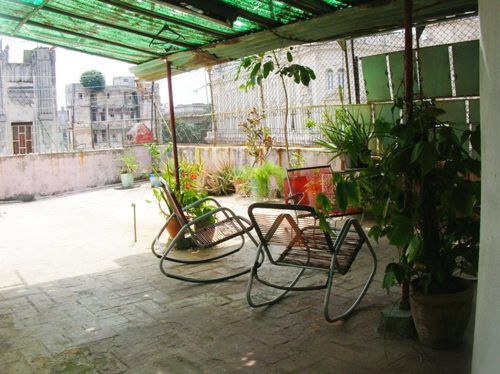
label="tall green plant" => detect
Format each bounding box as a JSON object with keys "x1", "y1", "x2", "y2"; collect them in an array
[
  {"x1": 316, "y1": 107, "x2": 379, "y2": 168},
  {"x1": 318, "y1": 101, "x2": 480, "y2": 302},
  {"x1": 236, "y1": 48, "x2": 316, "y2": 163}
]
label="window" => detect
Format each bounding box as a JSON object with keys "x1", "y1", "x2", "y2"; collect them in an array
[
  {"x1": 106, "y1": 93, "x2": 110, "y2": 99},
  {"x1": 101, "y1": 130, "x2": 107, "y2": 142},
  {"x1": 12, "y1": 122, "x2": 33, "y2": 154},
  {"x1": 93, "y1": 130, "x2": 98, "y2": 144},
  {"x1": 78, "y1": 93, "x2": 83, "y2": 99},
  {"x1": 326, "y1": 69, "x2": 334, "y2": 92},
  {"x1": 337, "y1": 68, "x2": 345, "y2": 93}
]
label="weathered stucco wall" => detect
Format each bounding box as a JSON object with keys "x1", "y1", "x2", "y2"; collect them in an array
[
  {"x1": 0, "y1": 146, "x2": 150, "y2": 200},
  {"x1": 0, "y1": 145, "x2": 335, "y2": 200},
  {"x1": 472, "y1": 2, "x2": 500, "y2": 373},
  {"x1": 176, "y1": 145, "x2": 338, "y2": 170}
]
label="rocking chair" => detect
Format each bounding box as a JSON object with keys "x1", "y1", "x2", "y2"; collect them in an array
[
  {"x1": 246, "y1": 202, "x2": 376, "y2": 322},
  {"x1": 151, "y1": 178, "x2": 258, "y2": 283},
  {"x1": 285, "y1": 165, "x2": 363, "y2": 219}
]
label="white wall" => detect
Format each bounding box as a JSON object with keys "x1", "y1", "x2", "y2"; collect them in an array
[{"x1": 472, "y1": 2, "x2": 500, "y2": 373}]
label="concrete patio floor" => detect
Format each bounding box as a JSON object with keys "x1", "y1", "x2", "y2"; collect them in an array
[{"x1": 0, "y1": 183, "x2": 473, "y2": 373}]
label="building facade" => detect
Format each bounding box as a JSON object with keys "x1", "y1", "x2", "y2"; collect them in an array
[
  {"x1": 65, "y1": 76, "x2": 160, "y2": 149},
  {"x1": 0, "y1": 44, "x2": 63, "y2": 155}
]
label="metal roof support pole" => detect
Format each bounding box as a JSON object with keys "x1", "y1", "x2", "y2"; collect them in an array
[
  {"x1": 400, "y1": 0, "x2": 413, "y2": 311},
  {"x1": 403, "y1": 0, "x2": 414, "y2": 124},
  {"x1": 166, "y1": 60, "x2": 180, "y2": 191}
]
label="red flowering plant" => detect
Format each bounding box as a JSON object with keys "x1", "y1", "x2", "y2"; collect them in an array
[
  {"x1": 240, "y1": 107, "x2": 273, "y2": 166},
  {"x1": 154, "y1": 159, "x2": 216, "y2": 224}
]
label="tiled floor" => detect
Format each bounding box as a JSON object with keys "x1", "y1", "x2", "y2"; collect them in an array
[{"x1": 0, "y1": 183, "x2": 473, "y2": 373}]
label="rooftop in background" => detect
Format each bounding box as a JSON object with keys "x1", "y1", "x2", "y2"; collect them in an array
[{"x1": 0, "y1": 0, "x2": 477, "y2": 81}]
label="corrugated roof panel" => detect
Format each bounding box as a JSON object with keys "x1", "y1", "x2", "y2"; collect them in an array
[{"x1": 0, "y1": 0, "x2": 478, "y2": 73}]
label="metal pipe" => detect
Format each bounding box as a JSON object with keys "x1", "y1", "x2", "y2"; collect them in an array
[
  {"x1": 131, "y1": 203, "x2": 137, "y2": 243},
  {"x1": 166, "y1": 60, "x2": 180, "y2": 190},
  {"x1": 403, "y1": 0, "x2": 414, "y2": 124},
  {"x1": 350, "y1": 40, "x2": 360, "y2": 104},
  {"x1": 343, "y1": 40, "x2": 352, "y2": 104}
]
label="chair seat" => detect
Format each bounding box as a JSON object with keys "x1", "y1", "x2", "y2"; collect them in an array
[
  {"x1": 276, "y1": 228, "x2": 364, "y2": 275},
  {"x1": 193, "y1": 216, "x2": 253, "y2": 247}
]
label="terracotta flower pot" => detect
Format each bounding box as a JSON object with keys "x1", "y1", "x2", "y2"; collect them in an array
[{"x1": 410, "y1": 277, "x2": 473, "y2": 349}]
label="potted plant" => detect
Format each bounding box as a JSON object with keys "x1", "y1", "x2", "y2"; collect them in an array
[
  {"x1": 233, "y1": 167, "x2": 253, "y2": 197},
  {"x1": 118, "y1": 148, "x2": 139, "y2": 188},
  {"x1": 316, "y1": 107, "x2": 376, "y2": 169},
  {"x1": 327, "y1": 101, "x2": 480, "y2": 349},
  {"x1": 153, "y1": 159, "x2": 216, "y2": 248},
  {"x1": 144, "y1": 142, "x2": 172, "y2": 187},
  {"x1": 251, "y1": 162, "x2": 285, "y2": 199}
]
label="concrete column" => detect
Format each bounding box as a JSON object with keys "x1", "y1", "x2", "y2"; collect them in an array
[{"x1": 472, "y1": 2, "x2": 500, "y2": 373}]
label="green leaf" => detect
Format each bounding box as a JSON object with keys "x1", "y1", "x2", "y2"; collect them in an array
[
  {"x1": 335, "y1": 182, "x2": 349, "y2": 212},
  {"x1": 287, "y1": 50, "x2": 293, "y2": 62},
  {"x1": 410, "y1": 141, "x2": 426, "y2": 164},
  {"x1": 345, "y1": 181, "x2": 360, "y2": 207},
  {"x1": 315, "y1": 192, "x2": 333, "y2": 213},
  {"x1": 262, "y1": 61, "x2": 274, "y2": 78},
  {"x1": 406, "y1": 235, "x2": 422, "y2": 263},
  {"x1": 419, "y1": 143, "x2": 438, "y2": 175},
  {"x1": 387, "y1": 215, "x2": 414, "y2": 247},
  {"x1": 368, "y1": 225, "x2": 382, "y2": 242},
  {"x1": 383, "y1": 262, "x2": 405, "y2": 289}
]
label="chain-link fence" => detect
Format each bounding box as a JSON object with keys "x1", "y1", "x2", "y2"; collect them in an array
[{"x1": 207, "y1": 15, "x2": 480, "y2": 147}]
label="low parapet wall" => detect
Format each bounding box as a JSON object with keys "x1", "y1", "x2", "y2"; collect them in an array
[
  {"x1": 0, "y1": 147, "x2": 149, "y2": 200},
  {"x1": 0, "y1": 145, "x2": 335, "y2": 200}
]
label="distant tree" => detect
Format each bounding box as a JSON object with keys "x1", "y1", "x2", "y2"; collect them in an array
[{"x1": 80, "y1": 70, "x2": 105, "y2": 90}]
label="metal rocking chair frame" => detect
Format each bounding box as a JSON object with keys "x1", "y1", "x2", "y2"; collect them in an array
[
  {"x1": 246, "y1": 202, "x2": 377, "y2": 322},
  {"x1": 151, "y1": 177, "x2": 258, "y2": 283}
]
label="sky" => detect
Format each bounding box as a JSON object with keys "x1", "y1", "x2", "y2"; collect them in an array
[{"x1": 1, "y1": 36, "x2": 209, "y2": 109}]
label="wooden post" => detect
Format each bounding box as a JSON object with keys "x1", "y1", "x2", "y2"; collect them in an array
[{"x1": 166, "y1": 60, "x2": 180, "y2": 190}]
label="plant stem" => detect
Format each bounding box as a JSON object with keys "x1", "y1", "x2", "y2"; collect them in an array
[
  {"x1": 273, "y1": 50, "x2": 290, "y2": 165},
  {"x1": 400, "y1": 280, "x2": 410, "y2": 310}
]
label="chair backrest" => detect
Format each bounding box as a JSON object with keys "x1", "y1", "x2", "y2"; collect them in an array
[
  {"x1": 248, "y1": 202, "x2": 334, "y2": 255},
  {"x1": 159, "y1": 177, "x2": 189, "y2": 226},
  {"x1": 286, "y1": 165, "x2": 363, "y2": 217},
  {"x1": 286, "y1": 165, "x2": 335, "y2": 207}
]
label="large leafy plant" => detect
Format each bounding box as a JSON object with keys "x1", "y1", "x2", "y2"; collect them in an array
[
  {"x1": 236, "y1": 47, "x2": 316, "y2": 163},
  {"x1": 153, "y1": 159, "x2": 215, "y2": 223},
  {"x1": 316, "y1": 107, "x2": 377, "y2": 169},
  {"x1": 320, "y1": 101, "x2": 480, "y2": 298}
]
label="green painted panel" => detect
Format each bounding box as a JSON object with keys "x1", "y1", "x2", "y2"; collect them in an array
[
  {"x1": 453, "y1": 40, "x2": 480, "y2": 97},
  {"x1": 419, "y1": 45, "x2": 452, "y2": 98},
  {"x1": 435, "y1": 100, "x2": 466, "y2": 125},
  {"x1": 341, "y1": 104, "x2": 373, "y2": 124},
  {"x1": 373, "y1": 103, "x2": 399, "y2": 124},
  {"x1": 469, "y1": 99, "x2": 480, "y2": 124},
  {"x1": 361, "y1": 54, "x2": 391, "y2": 102},
  {"x1": 436, "y1": 100, "x2": 468, "y2": 151},
  {"x1": 374, "y1": 103, "x2": 399, "y2": 147},
  {"x1": 388, "y1": 51, "x2": 418, "y2": 99}
]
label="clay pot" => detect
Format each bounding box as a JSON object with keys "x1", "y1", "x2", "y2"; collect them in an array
[{"x1": 410, "y1": 277, "x2": 473, "y2": 349}]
